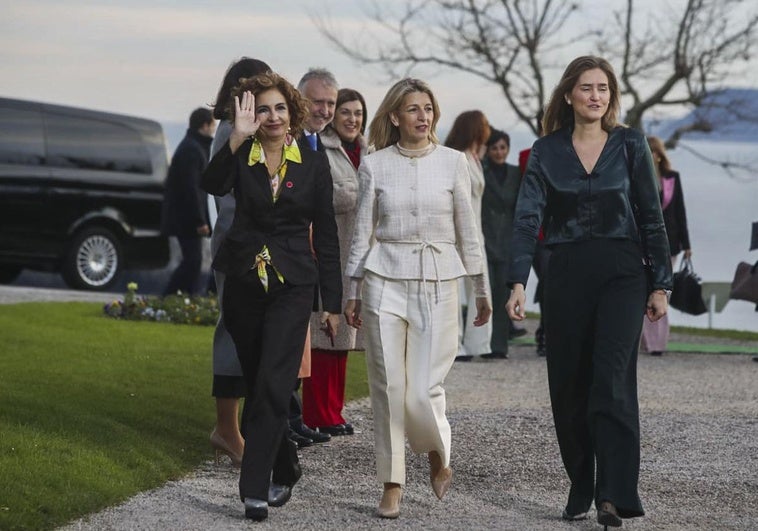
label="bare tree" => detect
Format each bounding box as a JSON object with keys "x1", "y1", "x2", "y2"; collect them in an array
[
  {"x1": 315, "y1": 0, "x2": 580, "y2": 136},
  {"x1": 599, "y1": 0, "x2": 758, "y2": 147},
  {"x1": 315, "y1": 0, "x2": 758, "y2": 148}
]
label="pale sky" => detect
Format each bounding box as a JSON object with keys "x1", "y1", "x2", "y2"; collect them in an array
[
  {"x1": 0, "y1": 1, "x2": 607, "y2": 132},
  {"x1": 2, "y1": 0, "x2": 755, "y2": 151}
]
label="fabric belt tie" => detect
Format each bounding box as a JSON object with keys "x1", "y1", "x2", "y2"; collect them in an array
[
  {"x1": 381, "y1": 239, "x2": 447, "y2": 317},
  {"x1": 254, "y1": 246, "x2": 284, "y2": 292}
]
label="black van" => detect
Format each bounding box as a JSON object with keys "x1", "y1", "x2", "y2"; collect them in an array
[{"x1": 0, "y1": 97, "x2": 170, "y2": 290}]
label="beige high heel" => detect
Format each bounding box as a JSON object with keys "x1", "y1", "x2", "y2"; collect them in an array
[
  {"x1": 209, "y1": 427, "x2": 242, "y2": 468},
  {"x1": 375, "y1": 483, "x2": 402, "y2": 519},
  {"x1": 428, "y1": 451, "x2": 453, "y2": 500}
]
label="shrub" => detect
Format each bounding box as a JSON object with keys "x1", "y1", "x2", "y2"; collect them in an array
[{"x1": 103, "y1": 282, "x2": 219, "y2": 326}]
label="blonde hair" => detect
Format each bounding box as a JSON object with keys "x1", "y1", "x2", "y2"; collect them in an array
[
  {"x1": 542, "y1": 56, "x2": 621, "y2": 134},
  {"x1": 369, "y1": 78, "x2": 441, "y2": 150}
]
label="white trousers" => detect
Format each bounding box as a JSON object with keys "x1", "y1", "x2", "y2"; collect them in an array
[
  {"x1": 362, "y1": 272, "x2": 459, "y2": 485},
  {"x1": 458, "y1": 274, "x2": 493, "y2": 356}
]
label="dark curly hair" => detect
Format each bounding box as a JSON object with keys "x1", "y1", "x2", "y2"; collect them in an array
[{"x1": 228, "y1": 72, "x2": 310, "y2": 139}]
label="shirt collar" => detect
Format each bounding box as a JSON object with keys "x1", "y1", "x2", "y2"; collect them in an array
[{"x1": 248, "y1": 136, "x2": 303, "y2": 166}]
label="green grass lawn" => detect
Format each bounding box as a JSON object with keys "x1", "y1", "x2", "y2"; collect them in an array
[
  {"x1": 2, "y1": 303, "x2": 752, "y2": 529},
  {"x1": 0, "y1": 302, "x2": 368, "y2": 530}
]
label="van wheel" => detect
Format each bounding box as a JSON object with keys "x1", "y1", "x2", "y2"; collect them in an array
[
  {"x1": 62, "y1": 227, "x2": 122, "y2": 290},
  {"x1": 0, "y1": 266, "x2": 22, "y2": 284}
]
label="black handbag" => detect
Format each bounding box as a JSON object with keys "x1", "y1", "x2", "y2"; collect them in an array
[
  {"x1": 670, "y1": 257, "x2": 708, "y2": 315},
  {"x1": 729, "y1": 261, "x2": 758, "y2": 304}
]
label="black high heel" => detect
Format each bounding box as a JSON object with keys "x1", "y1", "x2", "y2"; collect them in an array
[{"x1": 597, "y1": 500, "x2": 622, "y2": 529}]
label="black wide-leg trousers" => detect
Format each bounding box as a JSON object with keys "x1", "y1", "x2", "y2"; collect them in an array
[
  {"x1": 544, "y1": 239, "x2": 646, "y2": 518},
  {"x1": 223, "y1": 271, "x2": 313, "y2": 501},
  {"x1": 488, "y1": 259, "x2": 512, "y2": 355}
]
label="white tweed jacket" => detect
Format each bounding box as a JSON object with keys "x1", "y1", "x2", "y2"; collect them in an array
[{"x1": 345, "y1": 144, "x2": 487, "y2": 298}]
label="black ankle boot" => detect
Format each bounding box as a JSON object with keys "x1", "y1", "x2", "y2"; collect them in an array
[
  {"x1": 244, "y1": 498, "x2": 268, "y2": 521},
  {"x1": 267, "y1": 484, "x2": 292, "y2": 507}
]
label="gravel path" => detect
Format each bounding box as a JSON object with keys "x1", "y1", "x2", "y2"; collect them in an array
[{"x1": 59, "y1": 319, "x2": 758, "y2": 531}]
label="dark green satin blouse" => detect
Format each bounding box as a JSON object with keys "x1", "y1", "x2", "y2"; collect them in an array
[{"x1": 509, "y1": 126, "x2": 673, "y2": 291}]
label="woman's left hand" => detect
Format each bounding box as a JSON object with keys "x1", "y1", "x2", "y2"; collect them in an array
[
  {"x1": 683, "y1": 249, "x2": 693, "y2": 259},
  {"x1": 320, "y1": 312, "x2": 340, "y2": 344},
  {"x1": 473, "y1": 296, "x2": 492, "y2": 327},
  {"x1": 344, "y1": 299, "x2": 362, "y2": 329},
  {"x1": 646, "y1": 290, "x2": 668, "y2": 322}
]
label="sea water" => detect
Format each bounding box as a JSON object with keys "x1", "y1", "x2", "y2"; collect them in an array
[{"x1": 517, "y1": 138, "x2": 758, "y2": 332}]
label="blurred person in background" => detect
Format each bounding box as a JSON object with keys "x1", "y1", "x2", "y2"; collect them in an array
[
  {"x1": 481, "y1": 128, "x2": 522, "y2": 360},
  {"x1": 444, "y1": 110, "x2": 494, "y2": 361},
  {"x1": 640, "y1": 135, "x2": 692, "y2": 357},
  {"x1": 302, "y1": 88, "x2": 369, "y2": 436},
  {"x1": 297, "y1": 68, "x2": 338, "y2": 152},
  {"x1": 161, "y1": 107, "x2": 215, "y2": 296}
]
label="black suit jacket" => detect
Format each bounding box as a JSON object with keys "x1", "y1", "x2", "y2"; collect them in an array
[{"x1": 200, "y1": 139, "x2": 342, "y2": 313}]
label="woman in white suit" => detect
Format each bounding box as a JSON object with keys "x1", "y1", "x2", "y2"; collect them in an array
[
  {"x1": 344, "y1": 78, "x2": 491, "y2": 519},
  {"x1": 444, "y1": 110, "x2": 494, "y2": 361}
]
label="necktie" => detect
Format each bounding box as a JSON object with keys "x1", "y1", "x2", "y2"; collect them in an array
[{"x1": 307, "y1": 133, "x2": 318, "y2": 150}]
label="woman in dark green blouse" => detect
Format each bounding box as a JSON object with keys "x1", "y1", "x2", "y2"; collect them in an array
[{"x1": 506, "y1": 56, "x2": 672, "y2": 529}]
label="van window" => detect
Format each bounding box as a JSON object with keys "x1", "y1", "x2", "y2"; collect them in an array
[
  {"x1": 0, "y1": 107, "x2": 46, "y2": 165},
  {"x1": 45, "y1": 113, "x2": 152, "y2": 174}
]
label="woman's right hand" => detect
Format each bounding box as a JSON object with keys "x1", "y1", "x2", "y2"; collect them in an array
[
  {"x1": 344, "y1": 299, "x2": 363, "y2": 329},
  {"x1": 229, "y1": 90, "x2": 261, "y2": 153},
  {"x1": 506, "y1": 283, "x2": 526, "y2": 321}
]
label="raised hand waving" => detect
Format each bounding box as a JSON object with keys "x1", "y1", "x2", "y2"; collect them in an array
[{"x1": 229, "y1": 90, "x2": 261, "y2": 153}]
